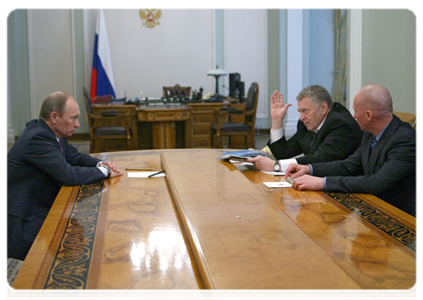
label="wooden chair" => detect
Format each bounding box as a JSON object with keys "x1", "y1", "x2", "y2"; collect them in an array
[
  {"x1": 211, "y1": 82, "x2": 259, "y2": 149},
  {"x1": 83, "y1": 87, "x2": 132, "y2": 153},
  {"x1": 394, "y1": 111, "x2": 416, "y2": 129},
  {"x1": 163, "y1": 84, "x2": 191, "y2": 98}
]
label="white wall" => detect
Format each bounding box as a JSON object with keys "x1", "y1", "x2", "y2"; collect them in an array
[
  {"x1": 27, "y1": 10, "x2": 75, "y2": 119},
  {"x1": 225, "y1": 10, "x2": 268, "y2": 122},
  {"x1": 349, "y1": 9, "x2": 416, "y2": 114},
  {"x1": 2, "y1": 16, "x2": 15, "y2": 144},
  {"x1": 362, "y1": 9, "x2": 416, "y2": 113},
  {"x1": 84, "y1": 9, "x2": 215, "y2": 99}
]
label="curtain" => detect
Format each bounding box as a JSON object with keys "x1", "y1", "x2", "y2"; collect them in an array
[{"x1": 332, "y1": 10, "x2": 348, "y2": 105}]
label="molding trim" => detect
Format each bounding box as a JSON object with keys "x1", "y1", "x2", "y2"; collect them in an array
[
  {"x1": 348, "y1": 9, "x2": 362, "y2": 112},
  {"x1": 71, "y1": 10, "x2": 77, "y2": 97},
  {"x1": 285, "y1": 10, "x2": 303, "y2": 137},
  {"x1": 26, "y1": 10, "x2": 36, "y2": 119}
]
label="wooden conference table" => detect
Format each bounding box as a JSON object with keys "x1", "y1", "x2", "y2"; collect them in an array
[{"x1": 13, "y1": 149, "x2": 416, "y2": 289}]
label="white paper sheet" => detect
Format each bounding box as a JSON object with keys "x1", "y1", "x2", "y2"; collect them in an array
[
  {"x1": 263, "y1": 181, "x2": 292, "y2": 188},
  {"x1": 127, "y1": 171, "x2": 166, "y2": 178},
  {"x1": 262, "y1": 171, "x2": 285, "y2": 176},
  {"x1": 229, "y1": 159, "x2": 254, "y2": 166}
]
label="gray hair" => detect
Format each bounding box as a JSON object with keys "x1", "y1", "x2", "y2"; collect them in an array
[
  {"x1": 296, "y1": 85, "x2": 333, "y2": 109},
  {"x1": 39, "y1": 91, "x2": 74, "y2": 121}
]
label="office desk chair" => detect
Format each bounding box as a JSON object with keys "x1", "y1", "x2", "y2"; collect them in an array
[
  {"x1": 394, "y1": 111, "x2": 416, "y2": 129},
  {"x1": 83, "y1": 87, "x2": 131, "y2": 153},
  {"x1": 163, "y1": 84, "x2": 191, "y2": 98},
  {"x1": 211, "y1": 82, "x2": 259, "y2": 149}
]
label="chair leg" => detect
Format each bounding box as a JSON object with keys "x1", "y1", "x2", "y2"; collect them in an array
[
  {"x1": 216, "y1": 135, "x2": 222, "y2": 148},
  {"x1": 247, "y1": 134, "x2": 255, "y2": 149},
  {"x1": 90, "y1": 140, "x2": 94, "y2": 153}
]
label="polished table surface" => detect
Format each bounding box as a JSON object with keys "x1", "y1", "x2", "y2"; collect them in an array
[{"x1": 13, "y1": 149, "x2": 416, "y2": 289}]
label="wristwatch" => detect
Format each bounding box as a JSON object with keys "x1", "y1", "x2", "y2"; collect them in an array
[
  {"x1": 274, "y1": 160, "x2": 281, "y2": 172},
  {"x1": 104, "y1": 166, "x2": 112, "y2": 178}
]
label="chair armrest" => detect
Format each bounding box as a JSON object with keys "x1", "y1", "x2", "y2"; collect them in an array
[
  {"x1": 244, "y1": 110, "x2": 255, "y2": 117},
  {"x1": 213, "y1": 110, "x2": 229, "y2": 131}
]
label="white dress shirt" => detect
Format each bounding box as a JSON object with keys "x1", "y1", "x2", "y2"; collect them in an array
[{"x1": 271, "y1": 117, "x2": 327, "y2": 172}]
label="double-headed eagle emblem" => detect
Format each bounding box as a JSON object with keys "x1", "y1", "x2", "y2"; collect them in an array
[{"x1": 139, "y1": 9, "x2": 161, "y2": 28}]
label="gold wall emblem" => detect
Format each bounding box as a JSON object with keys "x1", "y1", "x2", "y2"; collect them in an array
[{"x1": 139, "y1": 9, "x2": 161, "y2": 28}]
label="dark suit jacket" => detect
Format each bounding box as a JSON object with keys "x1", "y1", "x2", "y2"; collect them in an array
[
  {"x1": 312, "y1": 115, "x2": 416, "y2": 216},
  {"x1": 8, "y1": 119, "x2": 106, "y2": 259},
  {"x1": 268, "y1": 103, "x2": 363, "y2": 164}
]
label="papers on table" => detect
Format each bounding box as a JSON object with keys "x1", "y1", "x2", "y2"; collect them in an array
[
  {"x1": 263, "y1": 181, "x2": 292, "y2": 188},
  {"x1": 262, "y1": 171, "x2": 285, "y2": 176},
  {"x1": 229, "y1": 159, "x2": 255, "y2": 167},
  {"x1": 127, "y1": 171, "x2": 166, "y2": 178}
]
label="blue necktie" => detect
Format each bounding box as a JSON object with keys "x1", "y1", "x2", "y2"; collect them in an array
[{"x1": 371, "y1": 137, "x2": 377, "y2": 149}]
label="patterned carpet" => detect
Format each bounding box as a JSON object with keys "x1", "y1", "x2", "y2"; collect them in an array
[
  {"x1": 7, "y1": 258, "x2": 23, "y2": 286},
  {"x1": 5, "y1": 142, "x2": 88, "y2": 287}
]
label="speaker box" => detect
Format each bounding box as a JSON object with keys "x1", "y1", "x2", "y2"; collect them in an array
[
  {"x1": 229, "y1": 73, "x2": 241, "y2": 97},
  {"x1": 238, "y1": 81, "x2": 245, "y2": 102}
]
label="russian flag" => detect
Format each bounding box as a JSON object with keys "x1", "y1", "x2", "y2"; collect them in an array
[{"x1": 90, "y1": 10, "x2": 116, "y2": 102}]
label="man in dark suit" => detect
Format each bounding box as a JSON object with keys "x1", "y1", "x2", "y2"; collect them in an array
[
  {"x1": 285, "y1": 84, "x2": 416, "y2": 216},
  {"x1": 8, "y1": 91, "x2": 123, "y2": 260},
  {"x1": 249, "y1": 85, "x2": 362, "y2": 172}
]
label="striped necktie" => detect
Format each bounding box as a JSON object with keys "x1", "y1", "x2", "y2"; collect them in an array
[{"x1": 310, "y1": 131, "x2": 317, "y2": 148}]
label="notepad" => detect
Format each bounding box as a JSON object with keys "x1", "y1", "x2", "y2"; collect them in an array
[
  {"x1": 127, "y1": 172, "x2": 166, "y2": 178},
  {"x1": 263, "y1": 181, "x2": 292, "y2": 188}
]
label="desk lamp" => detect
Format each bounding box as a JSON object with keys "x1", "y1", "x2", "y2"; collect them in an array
[{"x1": 207, "y1": 66, "x2": 227, "y2": 97}]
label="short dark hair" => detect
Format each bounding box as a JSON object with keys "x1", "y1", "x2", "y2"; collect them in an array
[
  {"x1": 39, "y1": 91, "x2": 73, "y2": 121},
  {"x1": 296, "y1": 85, "x2": 333, "y2": 109}
]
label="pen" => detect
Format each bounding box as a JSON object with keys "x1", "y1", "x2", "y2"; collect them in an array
[
  {"x1": 148, "y1": 170, "x2": 165, "y2": 178},
  {"x1": 125, "y1": 167, "x2": 154, "y2": 171},
  {"x1": 286, "y1": 177, "x2": 293, "y2": 185}
]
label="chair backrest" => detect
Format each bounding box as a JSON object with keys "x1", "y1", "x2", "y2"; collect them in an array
[
  {"x1": 94, "y1": 94, "x2": 113, "y2": 104},
  {"x1": 83, "y1": 87, "x2": 93, "y2": 114},
  {"x1": 244, "y1": 82, "x2": 259, "y2": 125},
  {"x1": 394, "y1": 111, "x2": 416, "y2": 129},
  {"x1": 163, "y1": 84, "x2": 191, "y2": 98},
  {"x1": 83, "y1": 87, "x2": 95, "y2": 132}
]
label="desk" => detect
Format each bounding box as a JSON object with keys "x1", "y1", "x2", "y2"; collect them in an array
[
  {"x1": 137, "y1": 104, "x2": 191, "y2": 149},
  {"x1": 13, "y1": 149, "x2": 415, "y2": 289},
  {"x1": 93, "y1": 102, "x2": 230, "y2": 150},
  {"x1": 93, "y1": 104, "x2": 192, "y2": 150}
]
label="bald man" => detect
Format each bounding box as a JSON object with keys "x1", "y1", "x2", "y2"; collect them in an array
[
  {"x1": 285, "y1": 84, "x2": 416, "y2": 216},
  {"x1": 8, "y1": 91, "x2": 123, "y2": 260}
]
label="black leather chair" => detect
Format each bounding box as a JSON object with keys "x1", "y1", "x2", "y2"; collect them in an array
[
  {"x1": 83, "y1": 87, "x2": 131, "y2": 153},
  {"x1": 211, "y1": 82, "x2": 259, "y2": 149}
]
